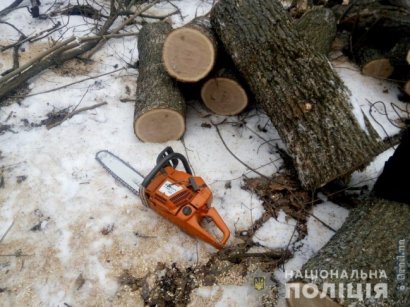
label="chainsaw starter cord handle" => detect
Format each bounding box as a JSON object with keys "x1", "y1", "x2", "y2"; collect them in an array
[{"x1": 141, "y1": 151, "x2": 192, "y2": 188}]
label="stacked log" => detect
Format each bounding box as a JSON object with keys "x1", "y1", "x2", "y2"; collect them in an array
[{"x1": 134, "y1": 23, "x2": 186, "y2": 143}]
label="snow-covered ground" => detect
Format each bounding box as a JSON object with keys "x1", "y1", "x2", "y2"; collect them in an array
[{"x1": 0, "y1": 1, "x2": 408, "y2": 306}]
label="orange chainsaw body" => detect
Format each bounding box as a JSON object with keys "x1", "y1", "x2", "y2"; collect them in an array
[{"x1": 141, "y1": 149, "x2": 230, "y2": 250}]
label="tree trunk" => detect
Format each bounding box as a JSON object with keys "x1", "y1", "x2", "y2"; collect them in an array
[
  {"x1": 294, "y1": 7, "x2": 337, "y2": 55},
  {"x1": 334, "y1": 2, "x2": 410, "y2": 52},
  {"x1": 134, "y1": 22, "x2": 185, "y2": 143},
  {"x1": 287, "y1": 197, "x2": 410, "y2": 306},
  {"x1": 200, "y1": 68, "x2": 248, "y2": 115},
  {"x1": 211, "y1": 0, "x2": 382, "y2": 189},
  {"x1": 162, "y1": 17, "x2": 217, "y2": 82}
]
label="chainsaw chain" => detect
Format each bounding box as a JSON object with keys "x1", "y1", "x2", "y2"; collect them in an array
[{"x1": 95, "y1": 150, "x2": 144, "y2": 197}]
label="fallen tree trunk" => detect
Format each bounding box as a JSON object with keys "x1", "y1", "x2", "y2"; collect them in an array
[
  {"x1": 287, "y1": 197, "x2": 410, "y2": 306},
  {"x1": 294, "y1": 7, "x2": 337, "y2": 55},
  {"x1": 211, "y1": 0, "x2": 382, "y2": 189},
  {"x1": 200, "y1": 68, "x2": 248, "y2": 115},
  {"x1": 162, "y1": 17, "x2": 217, "y2": 82},
  {"x1": 134, "y1": 22, "x2": 185, "y2": 143}
]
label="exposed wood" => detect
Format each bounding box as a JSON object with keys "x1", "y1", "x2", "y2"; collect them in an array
[
  {"x1": 134, "y1": 22, "x2": 185, "y2": 143},
  {"x1": 291, "y1": 197, "x2": 410, "y2": 306},
  {"x1": 356, "y1": 48, "x2": 394, "y2": 79},
  {"x1": 211, "y1": 0, "x2": 382, "y2": 189},
  {"x1": 294, "y1": 7, "x2": 337, "y2": 55},
  {"x1": 407, "y1": 50, "x2": 410, "y2": 65},
  {"x1": 201, "y1": 68, "x2": 248, "y2": 115},
  {"x1": 405, "y1": 80, "x2": 410, "y2": 96},
  {"x1": 163, "y1": 17, "x2": 216, "y2": 82}
]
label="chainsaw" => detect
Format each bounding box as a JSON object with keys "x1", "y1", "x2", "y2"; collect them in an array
[{"x1": 95, "y1": 147, "x2": 230, "y2": 250}]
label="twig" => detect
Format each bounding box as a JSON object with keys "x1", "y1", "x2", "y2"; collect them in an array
[
  {"x1": 0, "y1": 37, "x2": 77, "y2": 85},
  {"x1": 47, "y1": 100, "x2": 106, "y2": 129},
  {"x1": 11, "y1": 67, "x2": 125, "y2": 98},
  {"x1": 47, "y1": 87, "x2": 90, "y2": 129},
  {"x1": 0, "y1": 0, "x2": 24, "y2": 17},
  {"x1": 140, "y1": 10, "x2": 179, "y2": 20},
  {"x1": 85, "y1": 0, "x2": 161, "y2": 58},
  {"x1": 0, "y1": 220, "x2": 15, "y2": 243},
  {"x1": 0, "y1": 21, "x2": 26, "y2": 37},
  {"x1": 212, "y1": 121, "x2": 271, "y2": 180}
]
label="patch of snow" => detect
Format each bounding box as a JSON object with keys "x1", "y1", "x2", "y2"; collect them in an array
[{"x1": 253, "y1": 210, "x2": 298, "y2": 249}]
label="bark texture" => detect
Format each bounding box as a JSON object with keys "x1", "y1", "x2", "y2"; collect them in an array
[
  {"x1": 292, "y1": 197, "x2": 410, "y2": 306},
  {"x1": 211, "y1": 0, "x2": 382, "y2": 189},
  {"x1": 134, "y1": 22, "x2": 185, "y2": 143},
  {"x1": 295, "y1": 7, "x2": 337, "y2": 55}
]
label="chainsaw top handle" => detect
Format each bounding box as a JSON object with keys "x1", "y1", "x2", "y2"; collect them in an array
[{"x1": 141, "y1": 147, "x2": 192, "y2": 188}]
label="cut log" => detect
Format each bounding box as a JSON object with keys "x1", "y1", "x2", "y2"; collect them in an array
[
  {"x1": 162, "y1": 17, "x2": 216, "y2": 82},
  {"x1": 287, "y1": 197, "x2": 410, "y2": 306},
  {"x1": 405, "y1": 80, "x2": 410, "y2": 96},
  {"x1": 294, "y1": 7, "x2": 337, "y2": 55},
  {"x1": 134, "y1": 22, "x2": 185, "y2": 143},
  {"x1": 388, "y1": 38, "x2": 410, "y2": 67},
  {"x1": 356, "y1": 48, "x2": 394, "y2": 79},
  {"x1": 200, "y1": 68, "x2": 248, "y2": 115},
  {"x1": 334, "y1": 2, "x2": 410, "y2": 52},
  {"x1": 211, "y1": 0, "x2": 382, "y2": 189}
]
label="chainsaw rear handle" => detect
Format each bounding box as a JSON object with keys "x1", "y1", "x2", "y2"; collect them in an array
[
  {"x1": 190, "y1": 207, "x2": 230, "y2": 250},
  {"x1": 141, "y1": 150, "x2": 192, "y2": 188}
]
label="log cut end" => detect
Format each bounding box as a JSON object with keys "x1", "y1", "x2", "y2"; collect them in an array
[
  {"x1": 163, "y1": 28, "x2": 216, "y2": 82},
  {"x1": 407, "y1": 49, "x2": 410, "y2": 65},
  {"x1": 134, "y1": 109, "x2": 185, "y2": 143},
  {"x1": 201, "y1": 77, "x2": 248, "y2": 115},
  {"x1": 405, "y1": 80, "x2": 410, "y2": 96},
  {"x1": 361, "y1": 58, "x2": 394, "y2": 78}
]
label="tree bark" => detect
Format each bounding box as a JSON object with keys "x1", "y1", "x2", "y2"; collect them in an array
[
  {"x1": 211, "y1": 0, "x2": 382, "y2": 189},
  {"x1": 334, "y1": 2, "x2": 410, "y2": 52},
  {"x1": 162, "y1": 17, "x2": 217, "y2": 82},
  {"x1": 288, "y1": 197, "x2": 410, "y2": 306},
  {"x1": 294, "y1": 7, "x2": 337, "y2": 55},
  {"x1": 134, "y1": 22, "x2": 185, "y2": 143}
]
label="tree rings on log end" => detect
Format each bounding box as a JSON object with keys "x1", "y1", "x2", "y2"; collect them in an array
[
  {"x1": 361, "y1": 59, "x2": 394, "y2": 79},
  {"x1": 163, "y1": 28, "x2": 215, "y2": 82},
  {"x1": 134, "y1": 109, "x2": 185, "y2": 143},
  {"x1": 201, "y1": 77, "x2": 248, "y2": 115}
]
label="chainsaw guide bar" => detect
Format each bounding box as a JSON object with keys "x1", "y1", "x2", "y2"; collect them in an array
[{"x1": 95, "y1": 150, "x2": 145, "y2": 195}]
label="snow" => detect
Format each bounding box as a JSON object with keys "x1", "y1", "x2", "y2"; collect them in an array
[
  {"x1": 253, "y1": 210, "x2": 298, "y2": 249},
  {"x1": 0, "y1": 0, "x2": 407, "y2": 306}
]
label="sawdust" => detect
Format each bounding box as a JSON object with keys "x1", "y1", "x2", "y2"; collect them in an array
[{"x1": 0, "y1": 40, "x2": 95, "y2": 77}]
